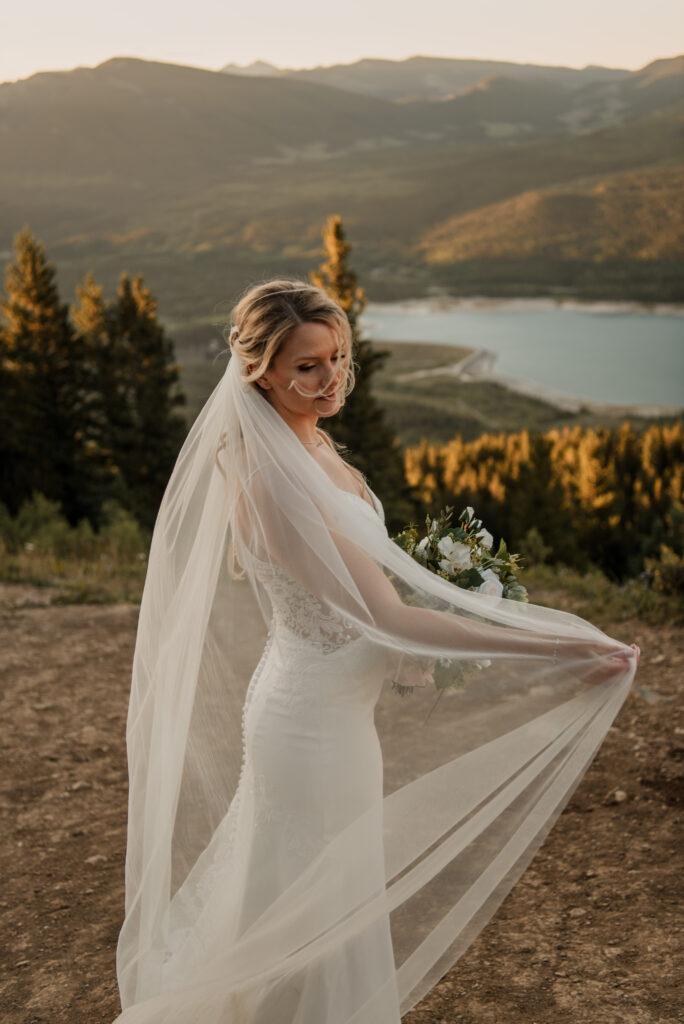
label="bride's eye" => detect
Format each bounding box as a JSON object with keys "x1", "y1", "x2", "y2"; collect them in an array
[{"x1": 297, "y1": 353, "x2": 346, "y2": 372}]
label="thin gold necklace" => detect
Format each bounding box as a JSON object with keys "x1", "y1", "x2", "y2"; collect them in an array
[{"x1": 302, "y1": 430, "x2": 325, "y2": 448}]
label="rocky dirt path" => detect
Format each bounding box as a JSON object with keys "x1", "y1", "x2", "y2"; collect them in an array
[{"x1": 0, "y1": 588, "x2": 681, "y2": 1023}]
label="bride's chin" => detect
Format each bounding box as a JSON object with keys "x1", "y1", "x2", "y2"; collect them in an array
[
  {"x1": 313, "y1": 396, "x2": 341, "y2": 415},
  {"x1": 316, "y1": 403, "x2": 340, "y2": 417}
]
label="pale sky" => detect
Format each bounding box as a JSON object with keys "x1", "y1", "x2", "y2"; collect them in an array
[{"x1": 1, "y1": 0, "x2": 682, "y2": 84}]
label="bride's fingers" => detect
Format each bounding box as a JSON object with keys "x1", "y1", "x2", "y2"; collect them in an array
[
  {"x1": 600, "y1": 642, "x2": 636, "y2": 663},
  {"x1": 613, "y1": 648, "x2": 634, "y2": 661},
  {"x1": 585, "y1": 654, "x2": 632, "y2": 686}
]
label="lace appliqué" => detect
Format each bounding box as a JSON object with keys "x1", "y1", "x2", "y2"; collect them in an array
[{"x1": 253, "y1": 559, "x2": 364, "y2": 656}]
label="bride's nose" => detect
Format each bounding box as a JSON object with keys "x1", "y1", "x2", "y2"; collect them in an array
[{"x1": 320, "y1": 362, "x2": 342, "y2": 387}]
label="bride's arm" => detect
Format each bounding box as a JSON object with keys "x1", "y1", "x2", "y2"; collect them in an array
[
  {"x1": 327, "y1": 527, "x2": 626, "y2": 664},
  {"x1": 235, "y1": 466, "x2": 628, "y2": 665}
]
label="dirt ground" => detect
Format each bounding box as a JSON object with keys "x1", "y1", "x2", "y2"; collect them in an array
[{"x1": 0, "y1": 583, "x2": 681, "y2": 1024}]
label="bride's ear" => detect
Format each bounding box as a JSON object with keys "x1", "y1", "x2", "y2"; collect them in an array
[{"x1": 248, "y1": 363, "x2": 271, "y2": 390}]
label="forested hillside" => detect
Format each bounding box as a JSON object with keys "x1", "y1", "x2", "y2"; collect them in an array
[{"x1": 405, "y1": 421, "x2": 684, "y2": 581}]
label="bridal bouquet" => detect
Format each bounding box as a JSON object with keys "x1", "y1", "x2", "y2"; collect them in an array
[
  {"x1": 394, "y1": 504, "x2": 528, "y2": 603},
  {"x1": 392, "y1": 505, "x2": 528, "y2": 712}
]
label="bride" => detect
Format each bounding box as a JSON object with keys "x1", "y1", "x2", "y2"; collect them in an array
[{"x1": 113, "y1": 279, "x2": 639, "y2": 1023}]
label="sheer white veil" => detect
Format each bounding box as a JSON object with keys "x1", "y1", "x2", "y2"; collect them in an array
[{"x1": 115, "y1": 317, "x2": 638, "y2": 1022}]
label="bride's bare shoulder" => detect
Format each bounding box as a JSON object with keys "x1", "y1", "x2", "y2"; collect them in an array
[{"x1": 315, "y1": 429, "x2": 368, "y2": 494}]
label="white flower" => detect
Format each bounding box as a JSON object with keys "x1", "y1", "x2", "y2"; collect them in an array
[
  {"x1": 477, "y1": 527, "x2": 494, "y2": 549},
  {"x1": 465, "y1": 506, "x2": 475, "y2": 520},
  {"x1": 430, "y1": 519, "x2": 439, "y2": 533},
  {"x1": 437, "y1": 536, "x2": 471, "y2": 573},
  {"x1": 415, "y1": 537, "x2": 429, "y2": 560},
  {"x1": 477, "y1": 567, "x2": 503, "y2": 598}
]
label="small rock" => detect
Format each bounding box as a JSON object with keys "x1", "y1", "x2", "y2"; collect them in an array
[
  {"x1": 70, "y1": 780, "x2": 91, "y2": 792},
  {"x1": 14, "y1": 960, "x2": 30, "y2": 967},
  {"x1": 569, "y1": 907, "x2": 587, "y2": 918},
  {"x1": 585, "y1": 869, "x2": 597, "y2": 878},
  {"x1": 85, "y1": 854, "x2": 107, "y2": 865},
  {"x1": 635, "y1": 685, "x2": 670, "y2": 706}
]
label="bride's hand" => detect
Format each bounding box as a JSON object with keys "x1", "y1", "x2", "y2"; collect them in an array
[
  {"x1": 561, "y1": 637, "x2": 638, "y2": 685},
  {"x1": 389, "y1": 652, "x2": 436, "y2": 689}
]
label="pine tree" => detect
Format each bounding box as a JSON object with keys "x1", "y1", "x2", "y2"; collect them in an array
[
  {"x1": 70, "y1": 270, "x2": 125, "y2": 506},
  {"x1": 98, "y1": 272, "x2": 186, "y2": 529},
  {"x1": 505, "y1": 432, "x2": 585, "y2": 570},
  {"x1": 309, "y1": 215, "x2": 417, "y2": 531},
  {"x1": 0, "y1": 227, "x2": 102, "y2": 521}
]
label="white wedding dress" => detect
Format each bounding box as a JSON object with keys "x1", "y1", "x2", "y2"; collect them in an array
[
  {"x1": 115, "y1": 352, "x2": 638, "y2": 1024},
  {"x1": 150, "y1": 487, "x2": 401, "y2": 1023}
]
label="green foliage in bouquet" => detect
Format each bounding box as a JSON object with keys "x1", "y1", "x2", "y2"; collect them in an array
[
  {"x1": 393, "y1": 504, "x2": 528, "y2": 601},
  {"x1": 391, "y1": 505, "x2": 528, "y2": 713}
]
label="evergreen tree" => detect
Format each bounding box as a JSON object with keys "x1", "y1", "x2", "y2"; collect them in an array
[
  {"x1": 88, "y1": 271, "x2": 186, "y2": 529},
  {"x1": 309, "y1": 215, "x2": 417, "y2": 531},
  {"x1": 0, "y1": 227, "x2": 103, "y2": 522},
  {"x1": 502, "y1": 433, "x2": 585, "y2": 570},
  {"x1": 70, "y1": 270, "x2": 124, "y2": 506}
]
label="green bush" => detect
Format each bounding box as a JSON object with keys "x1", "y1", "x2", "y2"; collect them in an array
[
  {"x1": 517, "y1": 526, "x2": 553, "y2": 567},
  {"x1": 643, "y1": 544, "x2": 684, "y2": 597},
  {"x1": 522, "y1": 561, "x2": 684, "y2": 625},
  {"x1": 0, "y1": 492, "x2": 150, "y2": 603},
  {"x1": 99, "y1": 500, "x2": 149, "y2": 562}
]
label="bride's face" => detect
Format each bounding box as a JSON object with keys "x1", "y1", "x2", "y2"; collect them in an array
[{"x1": 254, "y1": 321, "x2": 349, "y2": 419}]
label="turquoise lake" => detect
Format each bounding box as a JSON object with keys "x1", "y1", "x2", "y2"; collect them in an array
[{"x1": 360, "y1": 300, "x2": 684, "y2": 408}]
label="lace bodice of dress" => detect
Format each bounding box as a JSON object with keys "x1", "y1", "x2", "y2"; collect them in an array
[
  {"x1": 254, "y1": 559, "x2": 362, "y2": 654},
  {"x1": 251, "y1": 487, "x2": 385, "y2": 656}
]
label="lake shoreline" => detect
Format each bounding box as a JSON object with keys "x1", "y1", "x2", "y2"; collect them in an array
[
  {"x1": 394, "y1": 344, "x2": 683, "y2": 418},
  {"x1": 362, "y1": 299, "x2": 684, "y2": 410},
  {"x1": 366, "y1": 295, "x2": 684, "y2": 317}
]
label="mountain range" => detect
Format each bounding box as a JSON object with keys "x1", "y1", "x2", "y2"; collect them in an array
[
  {"x1": 221, "y1": 53, "x2": 684, "y2": 135},
  {"x1": 221, "y1": 54, "x2": 636, "y2": 100},
  {"x1": 1, "y1": 52, "x2": 682, "y2": 319}
]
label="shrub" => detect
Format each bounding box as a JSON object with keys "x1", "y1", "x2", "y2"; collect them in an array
[{"x1": 643, "y1": 544, "x2": 684, "y2": 596}]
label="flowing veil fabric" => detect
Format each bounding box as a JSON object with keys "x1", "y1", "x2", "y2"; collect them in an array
[{"x1": 114, "y1": 351, "x2": 637, "y2": 1023}]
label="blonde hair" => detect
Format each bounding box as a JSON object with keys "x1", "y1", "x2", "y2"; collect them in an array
[
  {"x1": 226, "y1": 279, "x2": 355, "y2": 401},
  {"x1": 223, "y1": 277, "x2": 365, "y2": 487}
]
